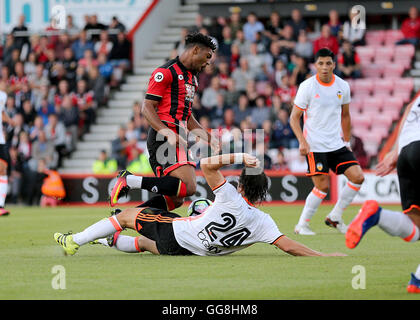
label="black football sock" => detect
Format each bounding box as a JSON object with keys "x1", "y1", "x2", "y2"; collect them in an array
[
  {"x1": 136, "y1": 195, "x2": 176, "y2": 211},
  {"x1": 141, "y1": 176, "x2": 187, "y2": 197}
]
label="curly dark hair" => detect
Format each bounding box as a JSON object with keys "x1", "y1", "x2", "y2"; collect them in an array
[
  {"x1": 185, "y1": 32, "x2": 217, "y2": 51},
  {"x1": 239, "y1": 168, "x2": 269, "y2": 205}
]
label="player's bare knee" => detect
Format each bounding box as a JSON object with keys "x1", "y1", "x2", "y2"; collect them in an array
[
  {"x1": 115, "y1": 208, "x2": 137, "y2": 228},
  {"x1": 351, "y1": 174, "x2": 365, "y2": 185},
  {"x1": 406, "y1": 207, "x2": 420, "y2": 229},
  {"x1": 185, "y1": 182, "x2": 196, "y2": 197}
]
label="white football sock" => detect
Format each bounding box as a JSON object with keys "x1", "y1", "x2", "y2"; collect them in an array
[
  {"x1": 126, "y1": 175, "x2": 143, "y2": 189},
  {"x1": 415, "y1": 264, "x2": 420, "y2": 279},
  {"x1": 0, "y1": 175, "x2": 8, "y2": 207},
  {"x1": 378, "y1": 209, "x2": 420, "y2": 242},
  {"x1": 328, "y1": 181, "x2": 362, "y2": 221},
  {"x1": 72, "y1": 216, "x2": 123, "y2": 246},
  {"x1": 114, "y1": 235, "x2": 142, "y2": 253},
  {"x1": 298, "y1": 187, "x2": 327, "y2": 226}
]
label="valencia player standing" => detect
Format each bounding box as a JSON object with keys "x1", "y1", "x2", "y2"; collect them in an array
[{"x1": 110, "y1": 33, "x2": 219, "y2": 210}]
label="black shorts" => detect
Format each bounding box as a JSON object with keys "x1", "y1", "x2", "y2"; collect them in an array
[
  {"x1": 397, "y1": 141, "x2": 420, "y2": 212},
  {"x1": 134, "y1": 207, "x2": 193, "y2": 255},
  {"x1": 147, "y1": 123, "x2": 196, "y2": 177},
  {"x1": 306, "y1": 147, "x2": 359, "y2": 176}
]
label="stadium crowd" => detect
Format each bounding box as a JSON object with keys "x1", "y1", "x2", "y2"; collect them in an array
[
  {"x1": 0, "y1": 14, "x2": 131, "y2": 204},
  {"x1": 1, "y1": 6, "x2": 419, "y2": 204}
]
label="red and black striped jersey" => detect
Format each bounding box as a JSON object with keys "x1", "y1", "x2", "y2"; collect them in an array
[{"x1": 145, "y1": 56, "x2": 198, "y2": 129}]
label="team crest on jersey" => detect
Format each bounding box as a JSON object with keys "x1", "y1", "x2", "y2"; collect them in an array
[
  {"x1": 337, "y1": 91, "x2": 342, "y2": 99},
  {"x1": 185, "y1": 83, "x2": 195, "y2": 102},
  {"x1": 316, "y1": 162, "x2": 323, "y2": 171},
  {"x1": 154, "y1": 72, "x2": 164, "y2": 82}
]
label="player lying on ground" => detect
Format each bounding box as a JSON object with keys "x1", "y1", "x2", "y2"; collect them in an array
[
  {"x1": 345, "y1": 93, "x2": 420, "y2": 293},
  {"x1": 109, "y1": 32, "x2": 219, "y2": 212},
  {"x1": 54, "y1": 153, "x2": 345, "y2": 257},
  {"x1": 290, "y1": 48, "x2": 364, "y2": 235}
]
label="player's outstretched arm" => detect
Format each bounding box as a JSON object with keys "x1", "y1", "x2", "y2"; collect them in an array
[
  {"x1": 274, "y1": 236, "x2": 346, "y2": 257},
  {"x1": 289, "y1": 106, "x2": 309, "y2": 156},
  {"x1": 201, "y1": 153, "x2": 259, "y2": 190}
]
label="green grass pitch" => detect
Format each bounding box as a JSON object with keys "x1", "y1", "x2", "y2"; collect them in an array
[{"x1": 0, "y1": 204, "x2": 419, "y2": 300}]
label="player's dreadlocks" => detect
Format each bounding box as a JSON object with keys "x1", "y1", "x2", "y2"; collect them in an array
[
  {"x1": 185, "y1": 32, "x2": 217, "y2": 51},
  {"x1": 239, "y1": 168, "x2": 269, "y2": 205}
]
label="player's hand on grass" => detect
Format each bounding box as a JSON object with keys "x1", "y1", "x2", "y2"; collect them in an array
[
  {"x1": 323, "y1": 252, "x2": 347, "y2": 257},
  {"x1": 376, "y1": 149, "x2": 398, "y2": 177},
  {"x1": 299, "y1": 139, "x2": 310, "y2": 156}
]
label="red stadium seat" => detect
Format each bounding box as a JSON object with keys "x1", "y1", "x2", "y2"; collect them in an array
[
  {"x1": 355, "y1": 46, "x2": 375, "y2": 64},
  {"x1": 362, "y1": 64, "x2": 384, "y2": 78},
  {"x1": 363, "y1": 96, "x2": 384, "y2": 109},
  {"x1": 373, "y1": 78, "x2": 394, "y2": 95},
  {"x1": 373, "y1": 113, "x2": 393, "y2": 128},
  {"x1": 365, "y1": 30, "x2": 386, "y2": 46},
  {"x1": 354, "y1": 79, "x2": 374, "y2": 95},
  {"x1": 394, "y1": 44, "x2": 415, "y2": 59},
  {"x1": 351, "y1": 114, "x2": 371, "y2": 130},
  {"x1": 382, "y1": 96, "x2": 404, "y2": 111},
  {"x1": 397, "y1": 77, "x2": 414, "y2": 93},
  {"x1": 384, "y1": 30, "x2": 404, "y2": 46},
  {"x1": 363, "y1": 141, "x2": 379, "y2": 156},
  {"x1": 374, "y1": 46, "x2": 395, "y2": 64},
  {"x1": 382, "y1": 64, "x2": 405, "y2": 78}
]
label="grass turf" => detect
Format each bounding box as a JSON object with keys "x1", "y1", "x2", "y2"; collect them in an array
[{"x1": 0, "y1": 204, "x2": 419, "y2": 300}]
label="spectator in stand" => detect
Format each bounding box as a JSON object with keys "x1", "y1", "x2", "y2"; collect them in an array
[
  {"x1": 335, "y1": 40, "x2": 362, "y2": 79},
  {"x1": 290, "y1": 55, "x2": 311, "y2": 87},
  {"x1": 173, "y1": 28, "x2": 188, "y2": 57},
  {"x1": 233, "y1": 29, "x2": 251, "y2": 57},
  {"x1": 223, "y1": 78, "x2": 241, "y2": 107},
  {"x1": 24, "y1": 52, "x2": 38, "y2": 79},
  {"x1": 55, "y1": 33, "x2": 73, "y2": 60},
  {"x1": 84, "y1": 14, "x2": 107, "y2": 42},
  {"x1": 71, "y1": 30, "x2": 94, "y2": 61},
  {"x1": 313, "y1": 24, "x2": 339, "y2": 56},
  {"x1": 218, "y1": 26, "x2": 234, "y2": 59},
  {"x1": 109, "y1": 16, "x2": 126, "y2": 34},
  {"x1": 12, "y1": 14, "x2": 30, "y2": 51},
  {"x1": 229, "y1": 43, "x2": 241, "y2": 72},
  {"x1": 275, "y1": 74, "x2": 297, "y2": 105},
  {"x1": 328, "y1": 9, "x2": 342, "y2": 38},
  {"x1": 94, "y1": 30, "x2": 113, "y2": 57},
  {"x1": 62, "y1": 48, "x2": 78, "y2": 87},
  {"x1": 278, "y1": 24, "x2": 296, "y2": 61},
  {"x1": 251, "y1": 95, "x2": 270, "y2": 128},
  {"x1": 20, "y1": 99, "x2": 37, "y2": 127},
  {"x1": 243, "y1": 12, "x2": 265, "y2": 43},
  {"x1": 342, "y1": 8, "x2": 366, "y2": 46},
  {"x1": 44, "y1": 113, "x2": 67, "y2": 168},
  {"x1": 97, "y1": 52, "x2": 114, "y2": 82},
  {"x1": 272, "y1": 149, "x2": 290, "y2": 171},
  {"x1": 271, "y1": 108, "x2": 298, "y2": 149},
  {"x1": 88, "y1": 66, "x2": 106, "y2": 107},
  {"x1": 37, "y1": 98, "x2": 55, "y2": 125},
  {"x1": 232, "y1": 93, "x2": 251, "y2": 126},
  {"x1": 2, "y1": 34, "x2": 19, "y2": 72},
  {"x1": 397, "y1": 6, "x2": 420, "y2": 46},
  {"x1": 29, "y1": 115, "x2": 44, "y2": 143},
  {"x1": 210, "y1": 94, "x2": 228, "y2": 128},
  {"x1": 201, "y1": 76, "x2": 225, "y2": 110},
  {"x1": 272, "y1": 59, "x2": 288, "y2": 88},
  {"x1": 126, "y1": 147, "x2": 153, "y2": 175},
  {"x1": 287, "y1": 9, "x2": 307, "y2": 41},
  {"x1": 74, "y1": 79, "x2": 95, "y2": 135},
  {"x1": 33, "y1": 35, "x2": 53, "y2": 64},
  {"x1": 294, "y1": 30, "x2": 313, "y2": 60},
  {"x1": 92, "y1": 150, "x2": 118, "y2": 174},
  {"x1": 30, "y1": 130, "x2": 58, "y2": 171},
  {"x1": 216, "y1": 61, "x2": 230, "y2": 91},
  {"x1": 8, "y1": 147, "x2": 24, "y2": 204},
  {"x1": 66, "y1": 15, "x2": 80, "y2": 40},
  {"x1": 58, "y1": 95, "x2": 79, "y2": 152},
  {"x1": 246, "y1": 42, "x2": 268, "y2": 81},
  {"x1": 264, "y1": 12, "x2": 284, "y2": 41},
  {"x1": 78, "y1": 49, "x2": 99, "y2": 70},
  {"x1": 28, "y1": 64, "x2": 49, "y2": 101},
  {"x1": 9, "y1": 61, "x2": 28, "y2": 95},
  {"x1": 231, "y1": 57, "x2": 253, "y2": 92},
  {"x1": 108, "y1": 31, "x2": 131, "y2": 83},
  {"x1": 228, "y1": 7, "x2": 243, "y2": 39},
  {"x1": 112, "y1": 126, "x2": 129, "y2": 169}
]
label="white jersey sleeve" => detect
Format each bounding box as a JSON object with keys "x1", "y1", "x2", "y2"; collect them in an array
[
  {"x1": 293, "y1": 79, "x2": 311, "y2": 110},
  {"x1": 342, "y1": 81, "x2": 351, "y2": 104}
]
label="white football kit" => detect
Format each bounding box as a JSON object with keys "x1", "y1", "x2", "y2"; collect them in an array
[
  {"x1": 0, "y1": 90, "x2": 6, "y2": 145},
  {"x1": 294, "y1": 74, "x2": 351, "y2": 152},
  {"x1": 172, "y1": 180, "x2": 283, "y2": 256},
  {"x1": 399, "y1": 94, "x2": 420, "y2": 153}
]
